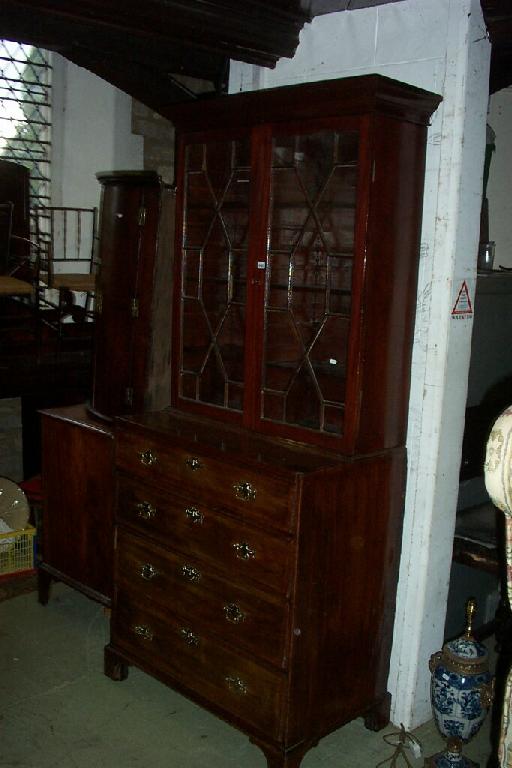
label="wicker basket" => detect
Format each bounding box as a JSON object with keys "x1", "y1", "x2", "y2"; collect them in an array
[{"x1": 0, "y1": 525, "x2": 36, "y2": 578}]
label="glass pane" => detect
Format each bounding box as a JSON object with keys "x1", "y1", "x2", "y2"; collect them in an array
[
  {"x1": 184, "y1": 170, "x2": 216, "y2": 248},
  {"x1": 200, "y1": 351, "x2": 226, "y2": 407},
  {"x1": 217, "y1": 305, "x2": 245, "y2": 382},
  {"x1": 180, "y1": 137, "x2": 250, "y2": 412},
  {"x1": 264, "y1": 310, "x2": 303, "y2": 391},
  {"x1": 262, "y1": 128, "x2": 359, "y2": 437},
  {"x1": 223, "y1": 169, "x2": 251, "y2": 248},
  {"x1": 181, "y1": 298, "x2": 210, "y2": 374},
  {"x1": 183, "y1": 250, "x2": 200, "y2": 298},
  {"x1": 286, "y1": 365, "x2": 321, "y2": 431}
]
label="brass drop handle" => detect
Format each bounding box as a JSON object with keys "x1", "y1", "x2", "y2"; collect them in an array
[
  {"x1": 180, "y1": 627, "x2": 200, "y2": 646},
  {"x1": 233, "y1": 541, "x2": 256, "y2": 560},
  {"x1": 465, "y1": 597, "x2": 477, "y2": 638},
  {"x1": 140, "y1": 563, "x2": 158, "y2": 581},
  {"x1": 185, "y1": 506, "x2": 204, "y2": 524},
  {"x1": 136, "y1": 501, "x2": 156, "y2": 520},
  {"x1": 224, "y1": 603, "x2": 246, "y2": 624},
  {"x1": 233, "y1": 481, "x2": 256, "y2": 501},
  {"x1": 225, "y1": 676, "x2": 248, "y2": 695},
  {"x1": 133, "y1": 624, "x2": 153, "y2": 641},
  {"x1": 180, "y1": 564, "x2": 201, "y2": 583},
  {"x1": 139, "y1": 449, "x2": 157, "y2": 467},
  {"x1": 185, "y1": 456, "x2": 203, "y2": 472}
]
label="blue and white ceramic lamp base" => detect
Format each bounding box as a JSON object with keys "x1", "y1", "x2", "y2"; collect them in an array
[
  {"x1": 426, "y1": 601, "x2": 494, "y2": 768},
  {"x1": 425, "y1": 740, "x2": 478, "y2": 768}
]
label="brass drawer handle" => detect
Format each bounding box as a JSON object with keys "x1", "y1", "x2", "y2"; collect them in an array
[
  {"x1": 185, "y1": 456, "x2": 203, "y2": 471},
  {"x1": 139, "y1": 449, "x2": 157, "y2": 467},
  {"x1": 233, "y1": 541, "x2": 256, "y2": 560},
  {"x1": 136, "y1": 501, "x2": 156, "y2": 520},
  {"x1": 180, "y1": 627, "x2": 200, "y2": 646},
  {"x1": 185, "y1": 506, "x2": 204, "y2": 524},
  {"x1": 224, "y1": 603, "x2": 245, "y2": 624},
  {"x1": 180, "y1": 564, "x2": 201, "y2": 582},
  {"x1": 225, "y1": 676, "x2": 248, "y2": 695},
  {"x1": 133, "y1": 624, "x2": 153, "y2": 641},
  {"x1": 140, "y1": 563, "x2": 158, "y2": 580},
  {"x1": 233, "y1": 481, "x2": 256, "y2": 501}
]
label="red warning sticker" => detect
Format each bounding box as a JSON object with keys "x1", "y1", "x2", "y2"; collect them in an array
[{"x1": 451, "y1": 280, "x2": 473, "y2": 319}]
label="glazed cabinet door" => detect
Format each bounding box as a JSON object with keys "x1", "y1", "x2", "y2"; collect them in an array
[
  {"x1": 175, "y1": 135, "x2": 251, "y2": 416},
  {"x1": 173, "y1": 120, "x2": 367, "y2": 450},
  {"x1": 258, "y1": 126, "x2": 363, "y2": 443}
]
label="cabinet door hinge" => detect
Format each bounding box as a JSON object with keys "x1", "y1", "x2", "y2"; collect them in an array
[
  {"x1": 95, "y1": 291, "x2": 103, "y2": 316},
  {"x1": 125, "y1": 387, "x2": 133, "y2": 407},
  {"x1": 131, "y1": 298, "x2": 139, "y2": 318},
  {"x1": 138, "y1": 205, "x2": 147, "y2": 226}
]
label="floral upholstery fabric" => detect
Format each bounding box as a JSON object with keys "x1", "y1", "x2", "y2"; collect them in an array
[{"x1": 485, "y1": 406, "x2": 512, "y2": 767}]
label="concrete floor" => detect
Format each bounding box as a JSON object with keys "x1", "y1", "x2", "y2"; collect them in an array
[{"x1": 0, "y1": 583, "x2": 493, "y2": 768}]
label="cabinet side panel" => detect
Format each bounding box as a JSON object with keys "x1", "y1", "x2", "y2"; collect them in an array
[
  {"x1": 287, "y1": 449, "x2": 406, "y2": 742},
  {"x1": 142, "y1": 187, "x2": 175, "y2": 412},
  {"x1": 41, "y1": 411, "x2": 115, "y2": 598},
  {"x1": 356, "y1": 117, "x2": 428, "y2": 453},
  {"x1": 92, "y1": 182, "x2": 145, "y2": 418}
]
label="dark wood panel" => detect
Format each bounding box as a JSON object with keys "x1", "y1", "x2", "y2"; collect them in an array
[
  {"x1": 40, "y1": 405, "x2": 114, "y2": 600},
  {"x1": 355, "y1": 114, "x2": 428, "y2": 453},
  {"x1": 288, "y1": 449, "x2": 406, "y2": 742}
]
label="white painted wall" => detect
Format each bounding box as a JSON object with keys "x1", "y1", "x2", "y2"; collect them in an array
[
  {"x1": 487, "y1": 88, "x2": 512, "y2": 268},
  {"x1": 230, "y1": 0, "x2": 490, "y2": 728},
  {"x1": 51, "y1": 55, "x2": 143, "y2": 210}
]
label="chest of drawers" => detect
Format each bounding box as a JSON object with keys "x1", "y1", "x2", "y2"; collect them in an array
[{"x1": 105, "y1": 409, "x2": 406, "y2": 767}]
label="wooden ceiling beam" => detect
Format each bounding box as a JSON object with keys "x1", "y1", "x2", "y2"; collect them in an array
[
  {"x1": 1, "y1": 0, "x2": 512, "y2": 105},
  {"x1": 1, "y1": 1, "x2": 307, "y2": 67}
]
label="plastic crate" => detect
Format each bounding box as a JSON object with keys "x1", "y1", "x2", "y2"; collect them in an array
[{"x1": 0, "y1": 525, "x2": 36, "y2": 578}]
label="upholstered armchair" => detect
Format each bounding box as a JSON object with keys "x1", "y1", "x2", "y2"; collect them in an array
[{"x1": 485, "y1": 406, "x2": 512, "y2": 766}]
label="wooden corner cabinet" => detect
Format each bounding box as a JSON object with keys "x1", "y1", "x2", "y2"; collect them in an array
[
  {"x1": 105, "y1": 75, "x2": 441, "y2": 768},
  {"x1": 91, "y1": 171, "x2": 175, "y2": 420}
]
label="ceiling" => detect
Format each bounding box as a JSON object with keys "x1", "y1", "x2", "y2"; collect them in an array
[
  {"x1": 483, "y1": 0, "x2": 512, "y2": 93},
  {"x1": 0, "y1": 0, "x2": 511, "y2": 113}
]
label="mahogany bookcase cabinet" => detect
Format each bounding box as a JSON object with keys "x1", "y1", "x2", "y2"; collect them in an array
[{"x1": 105, "y1": 75, "x2": 441, "y2": 768}]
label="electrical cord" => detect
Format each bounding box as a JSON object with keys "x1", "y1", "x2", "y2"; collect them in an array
[{"x1": 375, "y1": 724, "x2": 422, "y2": 768}]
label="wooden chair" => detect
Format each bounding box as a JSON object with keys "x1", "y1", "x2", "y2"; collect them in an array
[
  {"x1": 32, "y1": 206, "x2": 98, "y2": 337},
  {"x1": 0, "y1": 230, "x2": 38, "y2": 349},
  {"x1": 0, "y1": 201, "x2": 14, "y2": 274},
  {"x1": 0, "y1": 160, "x2": 31, "y2": 275},
  {"x1": 0, "y1": 201, "x2": 38, "y2": 317}
]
